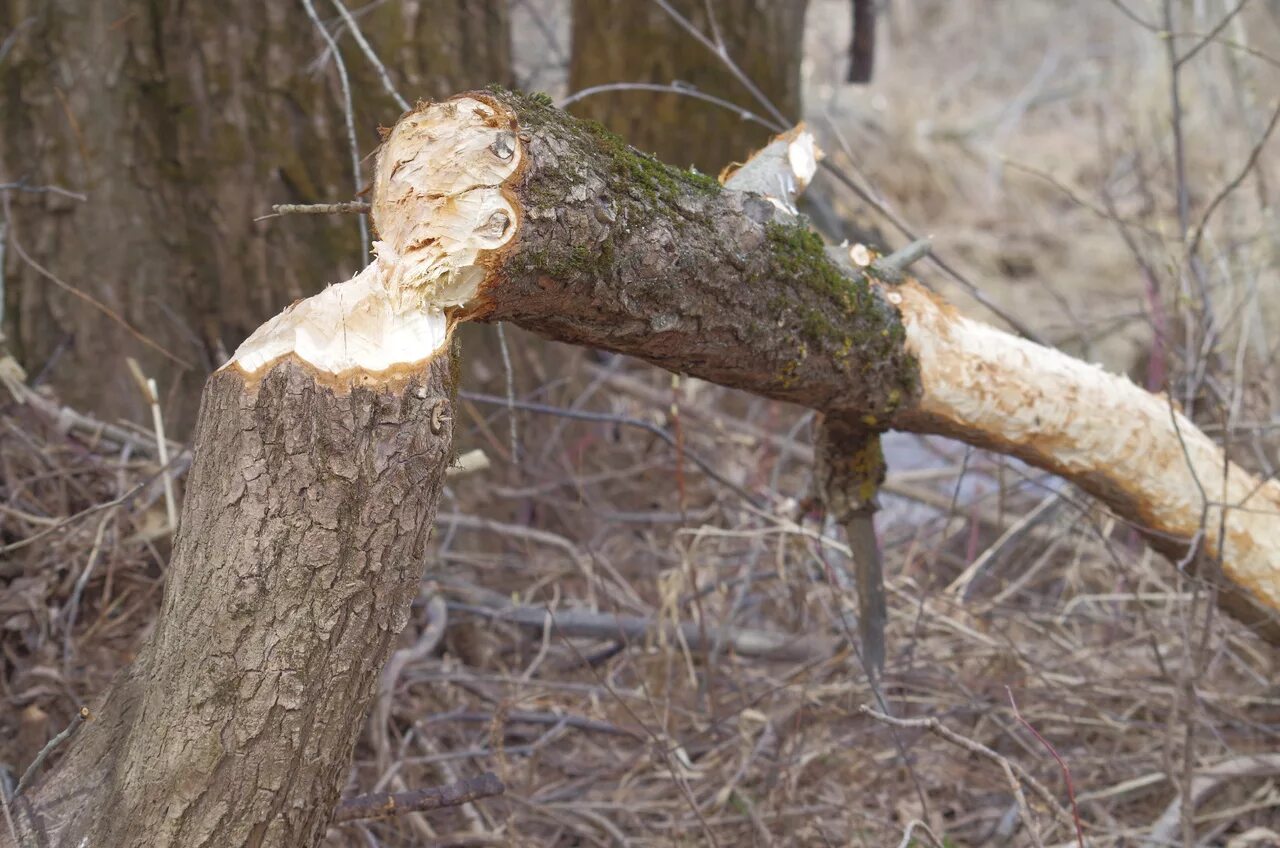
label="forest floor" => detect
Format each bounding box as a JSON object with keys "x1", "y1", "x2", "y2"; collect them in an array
[{"x1": 3, "y1": 1, "x2": 1279, "y2": 846}]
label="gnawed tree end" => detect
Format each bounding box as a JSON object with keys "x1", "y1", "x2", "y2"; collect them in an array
[{"x1": 387, "y1": 88, "x2": 1279, "y2": 640}]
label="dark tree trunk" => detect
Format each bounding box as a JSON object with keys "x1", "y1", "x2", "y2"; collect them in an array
[
  {"x1": 0, "y1": 0, "x2": 509, "y2": 433},
  {"x1": 568, "y1": 0, "x2": 808, "y2": 173},
  {"x1": 6, "y1": 355, "x2": 456, "y2": 847}
]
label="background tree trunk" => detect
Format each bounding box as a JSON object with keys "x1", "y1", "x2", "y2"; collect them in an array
[
  {"x1": 568, "y1": 0, "x2": 808, "y2": 173},
  {"x1": 0, "y1": 0, "x2": 509, "y2": 433},
  {"x1": 7, "y1": 355, "x2": 456, "y2": 847}
]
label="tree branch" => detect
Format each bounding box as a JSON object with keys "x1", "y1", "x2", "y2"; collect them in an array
[{"x1": 333, "y1": 773, "x2": 505, "y2": 824}]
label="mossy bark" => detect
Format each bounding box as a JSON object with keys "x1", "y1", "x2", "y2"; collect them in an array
[
  {"x1": 475, "y1": 89, "x2": 919, "y2": 422},
  {"x1": 568, "y1": 0, "x2": 808, "y2": 173},
  {"x1": 0, "y1": 0, "x2": 510, "y2": 433}
]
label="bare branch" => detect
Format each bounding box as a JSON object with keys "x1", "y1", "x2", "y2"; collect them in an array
[
  {"x1": 860, "y1": 705, "x2": 1077, "y2": 832},
  {"x1": 14, "y1": 707, "x2": 90, "y2": 797},
  {"x1": 327, "y1": 0, "x2": 410, "y2": 113},
  {"x1": 1188, "y1": 97, "x2": 1280, "y2": 257},
  {"x1": 332, "y1": 773, "x2": 505, "y2": 824},
  {"x1": 300, "y1": 0, "x2": 369, "y2": 257}
]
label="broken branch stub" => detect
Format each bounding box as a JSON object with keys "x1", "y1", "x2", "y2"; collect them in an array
[{"x1": 375, "y1": 89, "x2": 1280, "y2": 640}]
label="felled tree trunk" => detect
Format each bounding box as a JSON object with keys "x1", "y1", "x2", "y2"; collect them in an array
[{"x1": 379, "y1": 90, "x2": 1280, "y2": 640}]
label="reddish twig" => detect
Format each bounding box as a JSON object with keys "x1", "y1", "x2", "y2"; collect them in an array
[
  {"x1": 1006, "y1": 687, "x2": 1086, "y2": 848},
  {"x1": 332, "y1": 772, "x2": 505, "y2": 824}
]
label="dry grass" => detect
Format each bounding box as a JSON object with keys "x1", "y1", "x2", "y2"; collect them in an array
[{"x1": 4, "y1": 1, "x2": 1280, "y2": 846}]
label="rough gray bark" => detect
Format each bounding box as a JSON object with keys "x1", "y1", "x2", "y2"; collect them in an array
[{"x1": 6, "y1": 355, "x2": 456, "y2": 847}]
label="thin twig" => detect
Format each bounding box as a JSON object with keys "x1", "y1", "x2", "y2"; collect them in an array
[
  {"x1": 254, "y1": 201, "x2": 371, "y2": 222},
  {"x1": 0, "y1": 180, "x2": 87, "y2": 202},
  {"x1": 126, "y1": 357, "x2": 177, "y2": 533},
  {"x1": 460, "y1": 391, "x2": 763, "y2": 506},
  {"x1": 449, "y1": 602, "x2": 836, "y2": 663},
  {"x1": 15, "y1": 707, "x2": 90, "y2": 797},
  {"x1": 2, "y1": 195, "x2": 193, "y2": 369},
  {"x1": 333, "y1": 772, "x2": 505, "y2": 824},
  {"x1": 1142, "y1": 754, "x2": 1280, "y2": 847},
  {"x1": 327, "y1": 0, "x2": 410, "y2": 112},
  {"x1": 649, "y1": 0, "x2": 789, "y2": 127},
  {"x1": 1174, "y1": 0, "x2": 1249, "y2": 68},
  {"x1": 495, "y1": 324, "x2": 519, "y2": 465},
  {"x1": 1105, "y1": 0, "x2": 1159, "y2": 30},
  {"x1": 62, "y1": 514, "x2": 111, "y2": 664},
  {"x1": 860, "y1": 705, "x2": 1077, "y2": 832},
  {"x1": 1006, "y1": 687, "x2": 1086, "y2": 848},
  {"x1": 558, "y1": 82, "x2": 783, "y2": 133},
  {"x1": 0, "y1": 17, "x2": 35, "y2": 66},
  {"x1": 870, "y1": 238, "x2": 932, "y2": 282},
  {"x1": 818, "y1": 157, "x2": 1050, "y2": 342},
  {"x1": 1188, "y1": 97, "x2": 1280, "y2": 257},
  {"x1": 0, "y1": 221, "x2": 7, "y2": 330},
  {"x1": 0, "y1": 482, "x2": 144, "y2": 554},
  {"x1": 300, "y1": 0, "x2": 369, "y2": 257},
  {"x1": 423, "y1": 708, "x2": 639, "y2": 739},
  {"x1": 1168, "y1": 30, "x2": 1280, "y2": 68}
]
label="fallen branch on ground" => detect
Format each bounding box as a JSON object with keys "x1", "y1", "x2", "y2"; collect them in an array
[
  {"x1": 332, "y1": 772, "x2": 505, "y2": 824},
  {"x1": 449, "y1": 601, "x2": 838, "y2": 663}
]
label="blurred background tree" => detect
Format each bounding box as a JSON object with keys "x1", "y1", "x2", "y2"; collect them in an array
[
  {"x1": 568, "y1": 0, "x2": 808, "y2": 172},
  {"x1": 0, "y1": 0, "x2": 510, "y2": 431}
]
